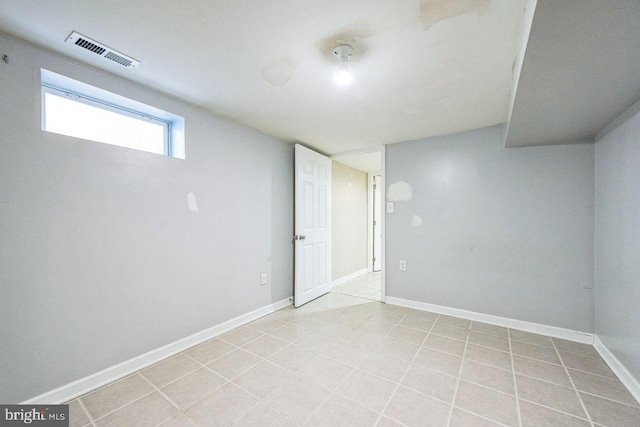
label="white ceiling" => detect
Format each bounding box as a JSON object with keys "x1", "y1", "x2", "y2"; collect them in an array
[
  {"x1": 505, "y1": 0, "x2": 640, "y2": 147},
  {"x1": 0, "y1": 0, "x2": 527, "y2": 154}
]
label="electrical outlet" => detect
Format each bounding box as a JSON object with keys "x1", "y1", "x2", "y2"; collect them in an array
[
  {"x1": 261, "y1": 273, "x2": 268, "y2": 285},
  {"x1": 399, "y1": 260, "x2": 407, "y2": 271}
]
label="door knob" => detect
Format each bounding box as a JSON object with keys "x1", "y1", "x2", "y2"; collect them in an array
[{"x1": 294, "y1": 235, "x2": 307, "y2": 240}]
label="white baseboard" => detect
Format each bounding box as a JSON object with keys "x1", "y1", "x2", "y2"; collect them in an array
[
  {"x1": 593, "y1": 335, "x2": 640, "y2": 405},
  {"x1": 385, "y1": 296, "x2": 593, "y2": 344},
  {"x1": 332, "y1": 268, "x2": 368, "y2": 288},
  {"x1": 22, "y1": 297, "x2": 293, "y2": 404}
]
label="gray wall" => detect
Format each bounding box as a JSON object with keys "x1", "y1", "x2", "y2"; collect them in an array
[
  {"x1": 0, "y1": 32, "x2": 293, "y2": 403},
  {"x1": 331, "y1": 161, "x2": 368, "y2": 280},
  {"x1": 386, "y1": 125, "x2": 595, "y2": 332},
  {"x1": 595, "y1": 103, "x2": 640, "y2": 381}
]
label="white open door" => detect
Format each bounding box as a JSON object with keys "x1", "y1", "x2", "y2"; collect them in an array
[{"x1": 294, "y1": 144, "x2": 332, "y2": 307}]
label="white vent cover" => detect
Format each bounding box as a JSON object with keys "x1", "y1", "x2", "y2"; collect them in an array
[{"x1": 65, "y1": 31, "x2": 140, "y2": 68}]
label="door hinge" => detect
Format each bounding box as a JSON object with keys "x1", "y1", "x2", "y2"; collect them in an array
[
  {"x1": 373, "y1": 257, "x2": 376, "y2": 263},
  {"x1": 373, "y1": 184, "x2": 377, "y2": 190},
  {"x1": 373, "y1": 220, "x2": 376, "y2": 226}
]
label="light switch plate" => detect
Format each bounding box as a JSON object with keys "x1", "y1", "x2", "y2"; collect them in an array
[
  {"x1": 399, "y1": 260, "x2": 407, "y2": 271},
  {"x1": 261, "y1": 273, "x2": 268, "y2": 285},
  {"x1": 386, "y1": 202, "x2": 395, "y2": 213}
]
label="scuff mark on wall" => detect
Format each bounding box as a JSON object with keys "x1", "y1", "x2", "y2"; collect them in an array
[
  {"x1": 261, "y1": 56, "x2": 297, "y2": 87},
  {"x1": 411, "y1": 215, "x2": 423, "y2": 227},
  {"x1": 187, "y1": 191, "x2": 199, "y2": 212},
  {"x1": 387, "y1": 181, "x2": 413, "y2": 201},
  {"x1": 419, "y1": 0, "x2": 491, "y2": 31}
]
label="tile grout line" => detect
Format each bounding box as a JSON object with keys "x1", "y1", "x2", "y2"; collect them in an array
[
  {"x1": 243, "y1": 295, "x2": 385, "y2": 422},
  {"x1": 72, "y1": 300, "x2": 366, "y2": 426},
  {"x1": 300, "y1": 361, "x2": 361, "y2": 425},
  {"x1": 577, "y1": 390, "x2": 640, "y2": 409},
  {"x1": 507, "y1": 328, "x2": 524, "y2": 427},
  {"x1": 138, "y1": 358, "x2": 200, "y2": 388},
  {"x1": 137, "y1": 374, "x2": 193, "y2": 427},
  {"x1": 211, "y1": 313, "x2": 308, "y2": 425},
  {"x1": 508, "y1": 368, "x2": 639, "y2": 408},
  {"x1": 361, "y1": 369, "x2": 456, "y2": 408},
  {"x1": 229, "y1": 378, "x2": 302, "y2": 426},
  {"x1": 371, "y1": 310, "x2": 411, "y2": 426},
  {"x1": 355, "y1": 357, "x2": 633, "y2": 421},
  {"x1": 76, "y1": 397, "x2": 97, "y2": 427},
  {"x1": 83, "y1": 377, "x2": 159, "y2": 424},
  {"x1": 512, "y1": 338, "x2": 604, "y2": 361},
  {"x1": 563, "y1": 365, "x2": 625, "y2": 381},
  {"x1": 446, "y1": 325, "x2": 470, "y2": 427},
  {"x1": 444, "y1": 377, "x2": 513, "y2": 398},
  {"x1": 181, "y1": 342, "x2": 240, "y2": 369},
  {"x1": 176, "y1": 353, "x2": 278, "y2": 425},
  {"x1": 80, "y1": 306, "x2": 299, "y2": 426},
  {"x1": 551, "y1": 339, "x2": 596, "y2": 427},
  {"x1": 92, "y1": 389, "x2": 157, "y2": 422},
  {"x1": 182, "y1": 346, "x2": 302, "y2": 426},
  {"x1": 374, "y1": 312, "x2": 439, "y2": 426},
  {"x1": 469, "y1": 325, "x2": 510, "y2": 339},
  {"x1": 453, "y1": 406, "x2": 512, "y2": 427},
  {"x1": 218, "y1": 331, "x2": 268, "y2": 349},
  {"x1": 73, "y1": 297, "x2": 635, "y2": 427},
  {"x1": 517, "y1": 397, "x2": 594, "y2": 422},
  {"x1": 184, "y1": 350, "x2": 264, "y2": 386}
]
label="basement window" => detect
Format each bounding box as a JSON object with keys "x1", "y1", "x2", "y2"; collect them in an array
[{"x1": 41, "y1": 69, "x2": 185, "y2": 158}]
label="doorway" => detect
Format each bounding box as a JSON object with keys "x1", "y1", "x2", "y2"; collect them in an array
[{"x1": 329, "y1": 147, "x2": 385, "y2": 302}]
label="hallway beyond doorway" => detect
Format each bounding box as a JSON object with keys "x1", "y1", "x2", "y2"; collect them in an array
[{"x1": 332, "y1": 272, "x2": 381, "y2": 301}]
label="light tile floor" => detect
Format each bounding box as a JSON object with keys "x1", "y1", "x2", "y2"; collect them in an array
[
  {"x1": 332, "y1": 272, "x2": 381, "y2": 300},
  {"x1": 67, "y1": 293, "x2": 640, "y2": 427}
]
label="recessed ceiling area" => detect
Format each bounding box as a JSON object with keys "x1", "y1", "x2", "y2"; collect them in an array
[
  {"x1": 505, "y1": 0, "x2": 640, "y2": 147},
  {"x1": 0, "y1": 0, "x2": 527, "y2": 154}
]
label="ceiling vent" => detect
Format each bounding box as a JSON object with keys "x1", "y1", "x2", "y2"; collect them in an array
[{"x1": 65, "y1": 31, "x2": 140, "y2": 68}]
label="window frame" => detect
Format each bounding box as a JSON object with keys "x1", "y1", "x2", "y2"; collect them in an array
[{"x1": 40, "y1": 69, "x2": 185, "y2": 159}]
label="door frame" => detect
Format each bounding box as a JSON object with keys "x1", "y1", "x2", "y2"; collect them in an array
[
  {"x1": 330, "y1": 146, "x2": 386, "y2": 302},
  {"x1": 371, "y1": 174, "x2": 382, "y2": 272},
  {"x1": 367, "y1": 173, "x2": 375, "y2": 273}
]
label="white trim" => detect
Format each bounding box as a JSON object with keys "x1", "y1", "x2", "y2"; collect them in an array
[
  {"x1": 332, "y1": 268, "x2": 368, "y2": 288},
  {"x1": 22, "y1": 297, "x2": 293, "y2": 404},
  {"x1": 593, "y1": 335, "x2": 640, "y2": 405},
  {"x1": 330, "y1": 145, "x2": 385, "y2": 159},
  {"x1": 379, "y1": 146, "x2": 386, "y2": 302},
  {"x1": 385, "y1": 296, "x2": 593, "y2": 344},
  {"x1": 502, "y1": 0, "x2": 538, "y2": 147},
  {"x1": 367, "y1": 173, "x2": 374, "y2": 273}
]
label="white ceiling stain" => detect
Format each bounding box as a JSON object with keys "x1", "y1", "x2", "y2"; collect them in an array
[
  {"x1": 419, "y1": 0, "x2": 491, "y2": 30},
  {"x1": 0, "y1": 0, "x2": 527, "y2": 154},
  {"x1": 261, "y1": 56, "x2": 297, "y2": 87}
]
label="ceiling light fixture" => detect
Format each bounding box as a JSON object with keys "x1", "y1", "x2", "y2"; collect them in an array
[{"x1": 333, "y1": 44, "x2": 353, "y2": 86}]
